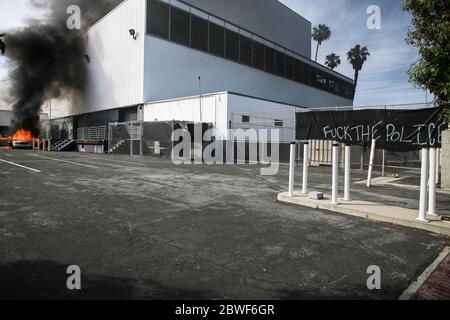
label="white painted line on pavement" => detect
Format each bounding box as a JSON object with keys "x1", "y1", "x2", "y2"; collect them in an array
[
  {"x1": 32, "y1": 154, "x2": 99, "y2": 169},
  {"x1": 74, "y1": 154, "x2": 146, "y2": 166},
  {"x1": 0, "y1": 158, "x2": 41, "y2": 173},
  {"x1": 399, "y1": 246, "x2": 450, "y2": 300}
]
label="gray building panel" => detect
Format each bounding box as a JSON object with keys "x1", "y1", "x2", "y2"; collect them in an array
[
  {"x1": 181, "y1": 0, "x2": 312, "y2": 57},
  {"x1": 144, "y1": 36, "x2": 352, "y2": 108}
]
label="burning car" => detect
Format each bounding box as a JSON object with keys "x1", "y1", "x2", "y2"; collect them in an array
[{"x1": 11, "y1": 129, "x2": 34, "y2": 150}]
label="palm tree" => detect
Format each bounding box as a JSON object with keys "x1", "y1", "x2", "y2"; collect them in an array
[
  {"x1": 347, "y1": 45, "x2": 370, "y2": 98},
  {"x1": 0, "y1": 34, "x2": 5, "y2": 55},
  {"x1": 325, "y1": 53, "x2": 341, "y2": 70},
  {"x1": 311, "y1": 24, "x2": 332, "y2": 62}
]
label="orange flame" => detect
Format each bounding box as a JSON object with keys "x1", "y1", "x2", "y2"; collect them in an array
[{"x1": 11, "y1": 129, "x2": 35, "y2": 142}]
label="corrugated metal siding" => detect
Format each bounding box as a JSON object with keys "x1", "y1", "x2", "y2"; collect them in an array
[{"x1": 80, "y1": 0, "x2": 146, "y2": 114}]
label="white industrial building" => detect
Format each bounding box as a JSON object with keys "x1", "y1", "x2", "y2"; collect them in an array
[{"x1": 46, "y1": 0, "x2": 354, "y2": 155}]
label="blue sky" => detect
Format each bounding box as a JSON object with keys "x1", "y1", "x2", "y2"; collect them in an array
[
  {"x1": 280, "y1": 0, "x2": 429, "y2": 106},
  {"x1": 0, "y1": 0, "x2": 429, "y2": 107}
]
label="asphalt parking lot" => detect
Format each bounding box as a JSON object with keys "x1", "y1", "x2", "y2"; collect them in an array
[{"x1": 0, "y1": 149, "x2": 448, "y2": 299}]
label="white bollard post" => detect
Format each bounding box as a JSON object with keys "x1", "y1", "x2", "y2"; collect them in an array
[
  {"x1": 302, "y1": 142, "x2": 309, "y2": 194},
  {"x1": 428, "y1": 148, "x2": 437, "y2": 216},
  {"x1": 367, "y1": 139, "x2": 376, "y2": 187},
  {"x1": 288, "y1": 142, "x2": 296, "y2": 197},
  {"x1": 344, "y1": 144, "x2": 351, "y2": 201},
  {"x1": 331, "y1": 142, "x2": 339, "y2": 205},
  {"x1": 417, "y1": 148, "x2": 430, "y2": 222}
]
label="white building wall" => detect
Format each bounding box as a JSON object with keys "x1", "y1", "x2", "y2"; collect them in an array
[
  {"x1": 144, "y1": 36, "x2": 353, "y2": 109},
  {"x1": 82, "y1": 0, "x2": 146, "y2": 114},
  {"x1": 0, "y1": 80, "x2": 12, "y2": 111},
  {"x1": 144, "y1": 92, "x2": 229, "y2": 135},
  {"x1": 0, "y1": 110, "x2": 14, "y2": 127},
  {"x1": 143, "y1": 92, "x2": 299, "y2": 142},
  {"x1": 51, "y1": 0, "x2": 147, "y2": 118},
  {"x1": 228, "y1": 94, "x2": 297, "y2": 142}
]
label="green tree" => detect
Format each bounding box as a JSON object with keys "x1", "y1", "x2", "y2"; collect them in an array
[
  {"x1": 325, "y1": 53, "x2": 341, "y2": 70},
  {"x1": 403, "y1": 0, "x2": 450, "y2": 112},
  {"x1": 347, "y1": 45, "x2": 370, "y2": 98},
  {"x1": 0, "y1": 34, "x2": 5, "y2": 55},
  {"x1": 312, "y1": 24, "x2": 332, "y2": 62}
]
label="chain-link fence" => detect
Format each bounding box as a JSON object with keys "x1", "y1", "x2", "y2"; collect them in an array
[
  {"x1": 108, "y1": 121, "x2": 175, "y2": 158},
  {"x1": 305, "y1": 140, "x2": 423, "y2": 174},
  {"x1": 108, "y1": 121, "x2": 212, "y2": 159}
]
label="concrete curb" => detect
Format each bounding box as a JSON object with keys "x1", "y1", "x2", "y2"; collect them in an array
[
  {"x1": 398, "y1": 247, "x2": 450, "y2": 300},
  {"x1": 278, "y1": 192, "x2": 450, "y2": 237}
]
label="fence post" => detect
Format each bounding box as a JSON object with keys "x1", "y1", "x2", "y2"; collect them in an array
[
  {"x1": 331, "y1": 142, "x2": 339, "y2": 205},
  {"x1": 302, "y1": 142, "x2": 309, "y2": 194},
  {"x1": 288, "y1": 142, "x2": 296, "y2": 197},
  {"x1": 417, "y1": 148, "x2": 430, "y2": 222},
  {"x1": 344, "y1": 144, "x2": 351, "y2": 201},
  {"x1": 107, "y1": 123, "x2": 111, "y2": 154},
  {"x1": 428, "y1": 148, "x2": 437, "y2": 216},
  {"x1": 140, "y1": 120, "x2": 144, "y2": 157},
  {"x1": 367, "y1": 139, "x2": 376, "y2": 187},
  {"x1": 360, "y1": 150, "x2": 364, "y2": 171},
  {"x1": 129, "y1": 123, "x2": 133, "y2": 157}
]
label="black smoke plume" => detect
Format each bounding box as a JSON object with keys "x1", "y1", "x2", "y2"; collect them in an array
[{"x1": 2, "y1": 0, "x2": 123, "y2": 136}]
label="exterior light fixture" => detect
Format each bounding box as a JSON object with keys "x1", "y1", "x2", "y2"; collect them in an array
[{"x1": 129, "y1": 29, "x2": 137, "y2": 40}]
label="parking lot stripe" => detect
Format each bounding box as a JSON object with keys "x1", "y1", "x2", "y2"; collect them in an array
[
  {"x1": 32, "y1": 154, "x2": 99, "y2": 169},
  {"x1": 0, "y1": 158, "x2": 41, "y2": 173},
  {"x1": 74, "y1": 154, "x2": 146, "y2": 166}
]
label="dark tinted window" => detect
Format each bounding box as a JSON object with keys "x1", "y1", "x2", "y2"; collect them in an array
[
  {"x1": 170, "y1": 6, "x2": 190, "y2": 46},
  {"x1": 145, "y1": 0, "x2": 354, "y2": 100},
  {"x1": 275, "y1": 120, "x2": 283, "y2": 127},
  {"x1": 285, "y1": 55, "x2": 294, "y2": 80},
  {"x1": 329, "y1": 77, "x2": 341, "y2": 95},
  {"x1": 239, "y1": 35, "x2": 253, "y2": 66},
  {"x1": 294, "y1": 59, "x2": 303, "y2": 83},
  {"x1": 242, "y1": 115, "x2": 250, "y2": 123},
  {"x1": 253, "y1": 41, "x2": 265, "y2": 70},
  {"x1": 209, "y1": 22, "x2": 224, "y2": 57},
  {"x1": 147, "y1": 0, "x2": 170, "y2": 39},
  {"x1": 226, "y1": 29, "x2": 239, "y2": 62},
  {"x1": 265, "y1": 46, "x2": 275, "y2": 73},
  {"x1": 275, "y1": 51, "x2": 285, "y2": 76},
  {"x1": 191, "y1": 15, "x2": 208, "y2": 52},
  {"x1": 303, "y1": 63, "x2": 310, "y2": 85},
  {"x1": 315, "y1": 71, "x2": 327, "y2": 88}
]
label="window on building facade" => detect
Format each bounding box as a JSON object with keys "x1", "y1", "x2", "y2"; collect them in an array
[
  {"x1": 209, "y1": 22, "x2": 225, "y2": 57},
  {"x1": 239, "y1": 35, "x2": 253, "y2": 66},
  {"x1": 191, "y1": 15, "x2": 209, "y2": 52},
  {"x1": 226, "y1": 29, "x2": 240, "y2": 62},
  {"x1": 242, "y1": 115, "x2": 250, "y2": 123},
  {"x1": 170, "y1": 6, "x2": 190, "y2": 46},
  {"x1": 294, "y1": 59, "x2": 302, "y2": 83},
  {"x1": 275, "y1": 51, "x2": 285, "y2": 76},
  {"x1": 265, "y1": 46, "x2": 276, "y2": 74},
  {"x1": 274, "y1": 120, "x2": 283, "y2": 127},
  {"x1": 146, "y1": 0, "x2": 353, "y2": 100},
  {"x1": 147, "y1": 0, "x2": 170, "y2": 39},
  {"x1": 253, "y1": 41, "x2": 265, "y2": 70},
  {"x1": 285, "y1": 55, "x2": 294, "y2": 80},
  {"x1": 303, "y1": 63, "x2": 311, "y2": 85}
]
